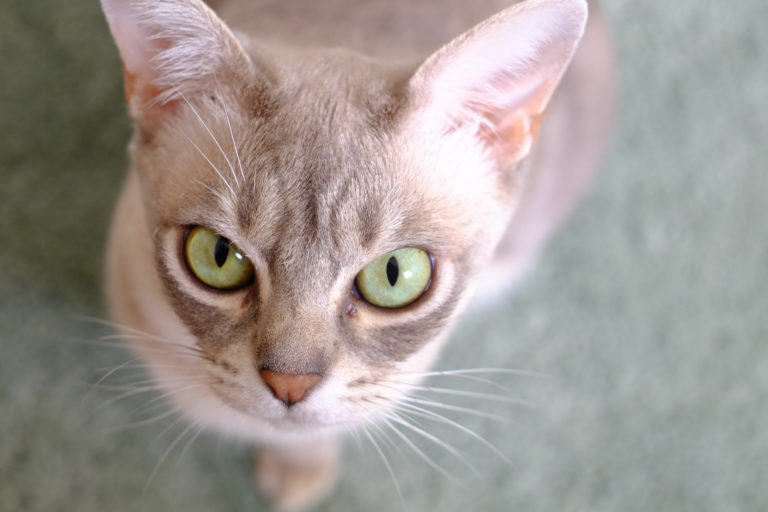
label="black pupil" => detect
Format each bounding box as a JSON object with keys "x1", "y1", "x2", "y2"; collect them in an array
[
  {"x1": 386, "y1": 256, "x2": 399, "y2": 286},
  {"x1": 214, "y1": 237, "x2": 230, "y2": 267}
]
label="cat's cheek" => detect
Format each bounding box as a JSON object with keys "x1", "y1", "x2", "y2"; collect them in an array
[{"x1": 323, "y1": 339, "x2": 452, "y2": 426}]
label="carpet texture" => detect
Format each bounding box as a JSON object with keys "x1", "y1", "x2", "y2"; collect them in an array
[{"x1": 1, "y1": 1, "x2": 766, "y2": 511}]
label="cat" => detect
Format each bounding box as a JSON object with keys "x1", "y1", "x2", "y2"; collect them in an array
[{"x1": 100, "y1": 0, "x2": 614, "y2": 509}]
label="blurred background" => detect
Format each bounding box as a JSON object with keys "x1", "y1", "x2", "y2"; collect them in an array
[{"x1": 1, "y1": 1, "x2": 766, "y2": 510}]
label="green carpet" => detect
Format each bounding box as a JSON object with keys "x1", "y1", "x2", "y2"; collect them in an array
[{"x1": 2, "y1": 1, "x2": 766, "y2": 510}]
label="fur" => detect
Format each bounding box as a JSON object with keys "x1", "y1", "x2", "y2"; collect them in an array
[{"x1": 101, "y1": 0, "x2": 614, "y2": 508}]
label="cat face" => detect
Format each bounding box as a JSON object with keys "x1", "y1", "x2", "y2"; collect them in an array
[
  {"x1": 128, "y1": 66, "x2": 505, "y2": 437},
  {"x1": 102, "y1": 0, "x2": 587, "y2": 440}
]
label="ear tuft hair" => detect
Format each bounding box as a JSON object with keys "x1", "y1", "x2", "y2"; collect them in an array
[
  {"x1": 101, "y1": 0, "x2": 251, "y2": 112},
  {"x1": 408, "y1": 0, "x2": 588, "y2": 166}
]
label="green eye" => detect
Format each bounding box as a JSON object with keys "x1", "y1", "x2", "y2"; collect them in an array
[
  {"x1": 355, "y1": 248, "x2": 433, "y2": 309},
  {"x1": 184, "y1": 226, "x2": 254, "y2": 290}
]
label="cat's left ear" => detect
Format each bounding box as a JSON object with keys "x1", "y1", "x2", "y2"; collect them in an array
[
  {"x1": 406, "y1": 0, "x2": 587, "y2": 166},
  {"x1": 100, "y1": 0, "x2": 253, "y2": 122}
]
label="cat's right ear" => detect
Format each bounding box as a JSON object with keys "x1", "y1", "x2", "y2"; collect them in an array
[{"x1": 100, "y1": 0, "x2": 253, "y2": 123}]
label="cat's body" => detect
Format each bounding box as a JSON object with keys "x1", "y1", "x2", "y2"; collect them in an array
[{"x1": 102, "y1": 0, "x2": 613, "y2": 508}]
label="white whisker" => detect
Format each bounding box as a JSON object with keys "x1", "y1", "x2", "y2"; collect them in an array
[
  {"x1": 393, "y1": 401, "x2": 513, "y2": 466},
  {"x1": 76, "y1": 316, "x2": 208, "y2": 357},
  {"x1": 184, "y1": 133, "x2": 237, "y2": 198},
  {"x1": 362, "y1": 406, "x2": 404, "y2": 456},
  {"x1": 129, "y1": 382, "x2": 206, "y2": 418},
  {"x1": 77, "y1": 316, "x2": 169, "y2": 341},
  {"x1": 216, "y1": 82, "x2": 246, "y2": 184},
  {"x1": 341, "y1": 424, "x2": 364, "y2": 452},
  {"x1": 398, "y1": 372, "x2": 515, "y2": 394},
  {"x1": 146, "y1": 417, "x2": 204, "y2": 489},
  {"x1": 361, "y1": 425, "x2": 407, "y2": 510},
  {"x1": 399, "y1": 396, "x2": 513, "y2": 424},
  {"x1": 379, "y1": 415, "x2": 465, "y2": 486},
  {"x1": 99, "y1": 333, "x2": 206, "y2": 356},
  {"x1": 196, "y1": 178, "x2": 230, "y2": 204},
  {"x1": 383, "y1": 412, "x2": 481, "y2": 479},
  {"x1": 116, "y1": 374, "x2": 202, "y2": 389},
  {"x1": 398, "y1": 367, "x2": 548, "y2": 379},
  {"x1": 89, "y1": 385, "x2": 162, "y2": 414},
  {"x1": 76, "y1": 340, "x2": 205, "y2": 361},
  {"x1": 173, "y1": 85, "x2": 240, "y2": 187},
  {"x1": 173, "y1": 419, "x2": 210, "y2": 471},
  {"x1": 89, "y1": 381, "x2": 203, "y2": 420},
  {"x1": 383, "y1": 381, "x2": 540, "y2": 408},
  {"x1": 85, "y1": 355, "x2": 147, "y2": 401},
  {"x1": 89, "y1": 375, "x2": 201, "y2": 392},
  {"x1": 93, "y1": 362, "x2": 208, "y2": 375},
  {"x1": 100, "y1": 405, "x2": 181, "y2": 434}
]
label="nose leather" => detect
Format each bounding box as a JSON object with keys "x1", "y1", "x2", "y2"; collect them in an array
[{"x1": 259, "y1": 369, "x2": 322, "y2": 406}]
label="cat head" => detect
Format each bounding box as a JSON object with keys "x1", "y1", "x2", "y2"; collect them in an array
[{"x1": 101, "y1": 0, "x2": 586, "y2": 439}]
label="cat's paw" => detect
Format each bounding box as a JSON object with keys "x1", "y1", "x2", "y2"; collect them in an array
[{"x1": 254, "y1": 439, "x2": 339, "y2": 511}]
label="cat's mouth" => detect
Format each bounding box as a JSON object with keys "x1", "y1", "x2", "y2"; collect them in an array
[
  {"x1": 204, "y1": 376, "x2": 352, "y2": 433},
  {"x1": 255, "y1": 403, "x2": 359, "y2": 438}
]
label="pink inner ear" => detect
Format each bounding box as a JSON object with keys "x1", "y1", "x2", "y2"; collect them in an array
[
  {"x1": 118, "y1": 26, "x2": 186, "y2": 122},
  {"x1": 122, "y1": 66, "x2": 179, "y2": 121},
  {"x1": 119, "y1": 29, "x2": 173, "y2": 104},
  {"x1": 409, "y1": 0, "x2": 588, "y2": 166},
  {"x1": 101, "y1": 0, "x2": 255, "y2": 125},
  {"x1": 476, "y1": 109, "x2": 543, "y2": 166},
  {"x1": 463, "y1": 69, "x2": 558, "y2": 165},
  {"x1": 105, "y1": 3, "x2": 173, "y2": 108}
]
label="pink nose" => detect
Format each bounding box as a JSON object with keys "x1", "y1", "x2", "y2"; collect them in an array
[{"x1": 259, "y1": 369, "x2": 322, "y2": 406}]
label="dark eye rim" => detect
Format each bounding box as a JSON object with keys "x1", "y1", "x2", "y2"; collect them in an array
[
  {"x1": 180, "y1": 225, "x2": 256, "y2": 292},
  {"x1": 352, "y1": 249, "x2": 436, "y2": 310}
]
